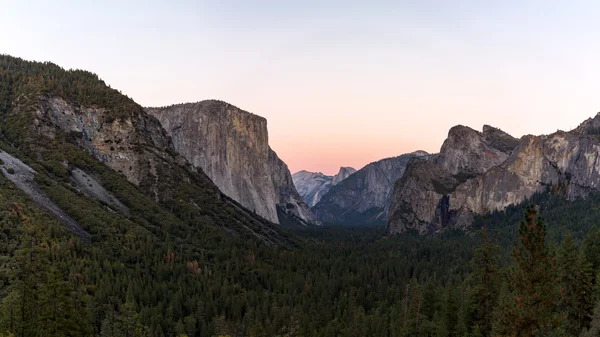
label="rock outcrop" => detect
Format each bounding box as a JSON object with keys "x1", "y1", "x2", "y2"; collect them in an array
[
  {"x1": 268, "y1": 149, "x2": 316, "y2": 225},
  {"x1": 292, "y1": 171, "x2": 332, "y2": 207},
  {"x1": 146, "y1": 101, "x2": 316, "y2": 225},
  {"x1": 386, "y1": 121, "x2": 600, "y2": 234},
  {"x1": 27, "y1": 95, "x2": 291, "y2": 245},
  {"x1": 434, "y1": 125, "x2": 518, "y2": 177},
  {"x1": 292, "y1": 166, "x2": 357, "y2": 207},
  {"x1": 332, "y1": 167, "x2": 357, "y2": 185},
  {"x1": 0, "y1": 150, "x2": 90, "y2": 240},
  {"x1": 0, "y1": 54, "x2": 296, "y2": 248},
  {"x1": 312, "y1": 151, "x2": 429, "y2": 225},
  {"x1": 36, "y1": 96, "x2": 172, "y2": 192}
]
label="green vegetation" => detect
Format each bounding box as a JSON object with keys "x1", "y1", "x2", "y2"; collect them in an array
[
  {"x1": 2, "y1": 54, "x2": 600, "y2": 337},
  {"x1": 5, "y1": 168, "x2": 13, "y2": 175},
  {"x1": 2, "y1": 161, "x2": 600, "y2": 336}
]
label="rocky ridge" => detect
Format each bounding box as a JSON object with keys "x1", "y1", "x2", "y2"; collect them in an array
[
  {"x1": 312, "y1": 151, "x2": 429, "y2": 225},
  {"x1": 332, "y1": 167, "x2": 357, "y2": 185},
  {"x1": 292, "y1": 166, "x2": 357, "y2": 207},
  {"x1": 146, "y1": 101, "x2": 316, "y2": 225},
  {"x1": 0, "y1": 53, "x2": 295, "y2": 247},
  {"x1": 387, "y1": 121, "x2": 600, "y2": 234}
]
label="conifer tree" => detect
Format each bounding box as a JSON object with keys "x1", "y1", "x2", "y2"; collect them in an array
[
  {"x1": 494, "y1": 206, "x2": 564, "y2": 337},
  {"x1": 468, "y1": 230, "x2": 501, "y2": 337},
  {"x1": 559, "y1": 234, "x2": 594, "y2": 335}
]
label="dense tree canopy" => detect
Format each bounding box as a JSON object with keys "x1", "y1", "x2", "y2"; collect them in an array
[{"x1": 2, "y1": 54, "x2": 600, "y2": 336}]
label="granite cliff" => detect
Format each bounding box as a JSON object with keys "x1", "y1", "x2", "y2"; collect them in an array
[
  {"x1": 0, "y1": 55, "x2": 292, "y2": 246},
  {"x1": 387, "y1": 121, "x2": 600, "y2": 234},
  {"x1": 292, "y1": 166, "x2": 357, "y2": 207},
  {"x1": 312, "y1": 151, "x2": 429, "y2": 225},
  {"x1": 146, "y1": 101, "x2": 316, "y2": 225},
  {"x1": 332, "y1": 167, "x2": 357, "y2": 185}
]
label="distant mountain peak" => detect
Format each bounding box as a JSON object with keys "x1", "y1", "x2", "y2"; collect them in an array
[
  {"x1": 292, "y1": 167, "x2": 356, "y2": 207},
  {"x1": 312, "y1": 151, "x2": 431, "y2": 225},
  {"x1": 409, "y1": 150, "x2": 430, "y2": 157},
  {"x1": 332, "y1": 167, "x2": 357, "y2": 186}
]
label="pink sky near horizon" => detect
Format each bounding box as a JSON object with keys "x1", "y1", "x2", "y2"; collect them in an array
[{"x1": 3, "y1": 1, "x2": 600, "y2": 175}]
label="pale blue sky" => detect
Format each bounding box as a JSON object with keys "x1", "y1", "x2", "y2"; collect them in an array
[{"x1": 3, "y1": 1, "x2": 600, "y2": 174}]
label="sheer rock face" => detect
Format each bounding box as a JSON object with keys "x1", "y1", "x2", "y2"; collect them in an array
[
  {"x1": 387, "y1": 158, "x2": 461, "y2": 234},
  {"x1": 292, "y1": 171, "x2": 333, "y2": 207},
  {"x1": 332, "y1": 167, "x2": 357, "y2": 186},
  {"x1": 312, "y1": 151, "x2": 429, "y2": 225},
  {"x1": 34, "y1": 96, "x2": 175, "y2": 194},
  {"x1": 388, "y1": 120, "x2": 600, "y2": 234},
  {"x1": 146, "y1": 100, "x2": 316, "y2": 225},
  {"x1": 388, "y1": 125, "x2": 518, "y2": 234},
  {"x1": 292, "y1": 167, "x2": 357, "y2": 207},
  {"x1": 434, "y1": 125, "x2": 517, "y2": 177},
  {"x1": 268, "y1": 149, "x2": 316, "y2": 224}
]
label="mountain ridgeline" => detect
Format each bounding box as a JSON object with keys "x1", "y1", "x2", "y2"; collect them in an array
[
  {"x1": 386, "y1": 121, "x2": 600, "y2": 234},
  {"x1": 311, "y1": 151, "x2": 430, "y2": 225},
  {"x1": 146, "y1": 101, "x2": 316, "y2": 226},
  {"x1": 292, "y1": 166, "x2": 356, "y2": 207},
  {"x1": 0, "y1": 55, "x2": 295, "y2": 243},
  {"x1": 5, "y1": 54, "x2": 600, "y2": 337}
]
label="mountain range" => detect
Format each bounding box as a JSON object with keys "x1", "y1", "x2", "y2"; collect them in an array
[
  {"x1": 146, "y1": 101, "x2": 316, "y2": 226},
  {"x1": 311, "y1": 151, "x2": 430, "y2": 225},
  {"x1": 387, "y1": 122, "x2": 600, "y2": 234},
  {"x1": 0, "y1": 55, "x2": 294, "y2": 247},
  {"x1": 3, "y1": 53, "x2": 600, "y2": 239},
  {"x1": 292, "y1": 167, "x2": 356, "y2": 207},
  {"x1": 3, "y1": 53, "x2": 600, "y2": 336}
]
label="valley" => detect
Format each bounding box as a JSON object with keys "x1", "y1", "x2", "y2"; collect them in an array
[{"x1": 0, "y1": 54, "x2": 599, "y2": 337}]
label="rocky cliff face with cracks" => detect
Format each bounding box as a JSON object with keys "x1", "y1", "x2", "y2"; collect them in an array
[
  {"x1": 34, "y1": 96, "x2": 173, "y2": 197},
  {"x1": 312, "y1": 151, "x2": 429, "y2": 225},
  {"x1": 332, "y1": 167, "x2": 357, "y2": 185},
  {"x1": 0, "y1": 55, "x2": 294, "y2": 247},
  {"x1": 146, "y1": 100, "x2": 316, "y2": 225},
  {"x1": 387, "y1": 121, "x2": 600, "y2": 234},
  {"x1": 29, "y1": 95, "x2": 291, "y2": 245},
  {"x1": 292, "y1": 166, "x2": 357, "y2": 207}
]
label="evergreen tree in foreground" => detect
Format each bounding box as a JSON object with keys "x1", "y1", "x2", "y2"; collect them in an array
[
  {"x1": 494, "y1": 206, "x2": 564, "y2": 337},
  {"x1": 467, "y1": 230, "x2": 501, "y2": 337},
  {"x1": 558, "y1": 234, "x2": 594, "y2": 335}
]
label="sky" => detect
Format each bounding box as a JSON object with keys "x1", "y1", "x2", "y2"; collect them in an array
[{"x1": 3, "y1": 1, "x2": 600, "y2": 175}]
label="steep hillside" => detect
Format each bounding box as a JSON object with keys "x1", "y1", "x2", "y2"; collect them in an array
[
  {"x1": 312, "y1": 151, "x2": 429, "y2": 225},
  {"x1": 146, "y1": 101, "x2": 316, "y2": 225},
  {"x1": 385, "y1": 121, "x2": 600, "y2": 234},
  {"x1": 0, "y1": 55, "x2": 291, "y2": 245}
]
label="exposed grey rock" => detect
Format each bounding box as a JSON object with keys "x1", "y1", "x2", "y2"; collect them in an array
[
  {"x1": 571, "y1": 112, "x2": 600, "y2": 136},
  {"x1": 312, "y1": 151, "x2": 429, "y2": 225},
  {"x1": 146, "y1": 100, "x2": 316, "y2": 225},
  {"x1": 268, "y1": 148, "x2": 316, "y2": 225},
  {"x1": 35, "y1": 95, "x2": 174, "y2": 201},
  {"x1": 332, "y1": 167, "x2": 357, "y2": 186},
  {"x1": 71, "y1": 167, "x2": 129, "y2": 214},
  {"x1": 292, "y1": 171, "x2": 332, "y2": 207},
  {"x1": 386, "y1": 121, "x2": 600, "y2": 234},
  {"x1": 387, "y1": 157, "x2": 462, "y2": 234},
  {"x1": 292, "y1": 166, "x2": 356, "y2": 207},
  {"x1": 433, "y1": 125, "x2": 515, "y2": 177},
  {"x1": 0, "y1": 150, "x2": 90, "y2": 240},
  {"x1": 388, "y1": 125, "x2": 518, "y2": 234}
]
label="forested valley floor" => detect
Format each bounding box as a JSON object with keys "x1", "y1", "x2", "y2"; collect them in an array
[
  {"x1": 1, "y1": 55, "x2": 599, "y2": 337},
  {"x1": 1, "y1": 170, "x2": 600, "y2": 336}
]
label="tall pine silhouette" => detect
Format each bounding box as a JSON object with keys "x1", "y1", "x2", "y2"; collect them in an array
[{"x1": 494, "y1": 206, "x2": 564, "y2": 337}]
